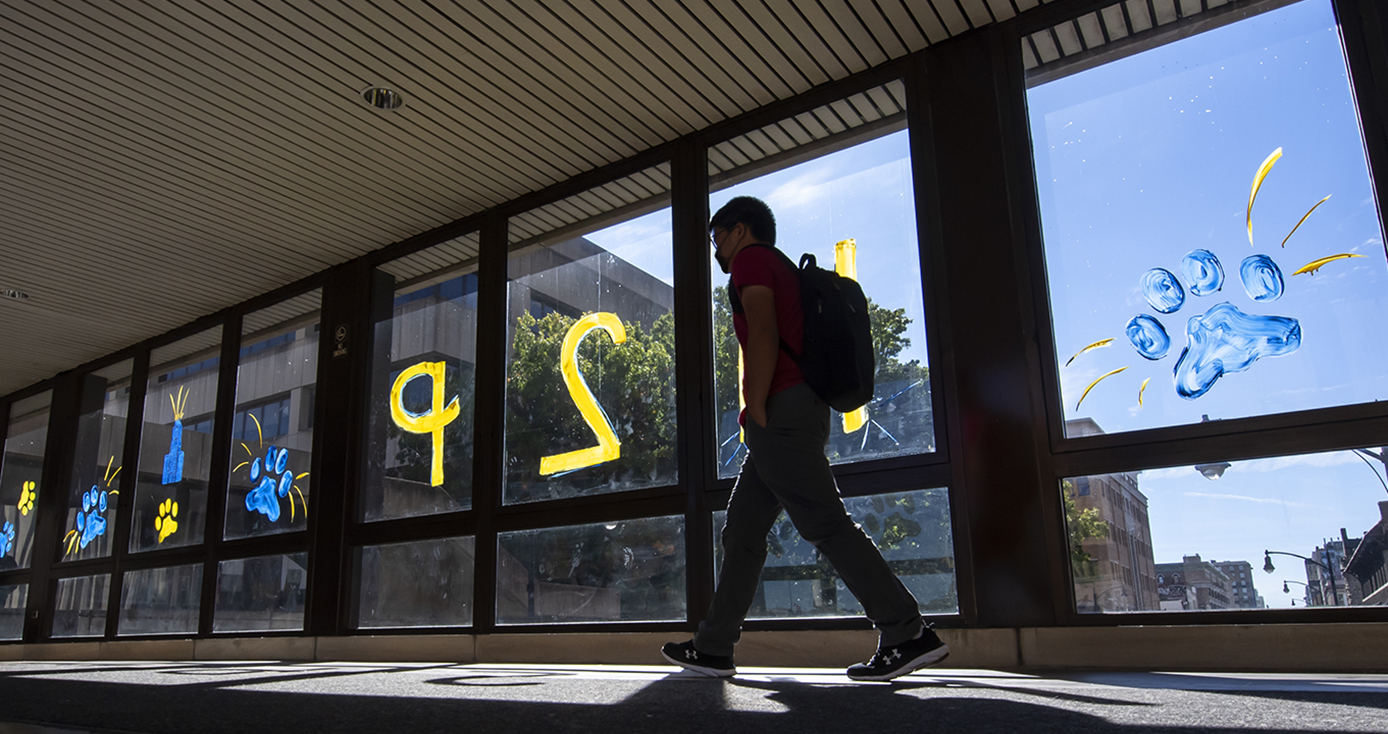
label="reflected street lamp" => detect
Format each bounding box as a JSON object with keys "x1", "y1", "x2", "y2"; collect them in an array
[{"x1": 1264, "y1": 550, "x2": 1339, "y2": 606}]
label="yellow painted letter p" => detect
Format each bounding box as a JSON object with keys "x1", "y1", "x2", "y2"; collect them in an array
[{"x1": 390, "y1": 361, "x2": 461, "y2": 487}]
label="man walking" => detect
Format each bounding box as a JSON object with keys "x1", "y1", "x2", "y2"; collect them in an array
[{"x1": 662, "y1": 196, "x2": 949, "y2": 681}]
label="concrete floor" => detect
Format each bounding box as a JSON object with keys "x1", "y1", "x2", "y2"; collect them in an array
[{"x1": 0, "y1": 661, "x2": 1385, "y2": 733}]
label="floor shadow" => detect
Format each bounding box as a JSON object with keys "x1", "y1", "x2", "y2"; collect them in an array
[{"x1": 0, "y1": 664, "x2": 1382, "y2": 734}]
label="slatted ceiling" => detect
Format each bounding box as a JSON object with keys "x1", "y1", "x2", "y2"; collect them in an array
[
  {"x1": 150, "y1": 327, "x2": 224, "y2": 374},
  {"x1": 1023, "y1": 0, "x2": 1264, "y2": 76},
  {"x1": 1101, "y1": 5, "x2": 1130, "y2": 41},
  {"x1": 47, "y1": 4, "x2": 490, "y2": 221},
  {"x1": 1056, "y1": 19, "x2": 1086, "y2": 54},
  {"x1": 438, "y1": 2, "x2": 657, "y2": 161},
  {"x1": 2, "y1": 0, "x2": 1084, "y2": 398},
  {"x1": 92, "y1": 359, "x2": 135, "y2": 383},
  {"x1": 707, "y1": 80, "x2": 906, "y2": 188},
  {"x1": 241, "y1": 290, "x2": 323, "y2": 341},
  {"x1": 269, "y1": 3, "x2": 606, "y2": 183},
  {"x1": 929, "y1": 0, "x2": 971, "y2": 36},
  {"x1": 507, "y1": 164, "x2": 672, "y2": 249},
  {"x1": 986, "y1": 0, "x2": 1018, "y2": 22},
  {"x1": 958, "y1": 0, "x2": 990, "y2": 26},
  {"x1": 379, "y1": 233, "x2": 483, "y2": 285}
]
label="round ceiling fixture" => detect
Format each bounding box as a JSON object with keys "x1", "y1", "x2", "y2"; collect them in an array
[
  {"x1": 1, "y1": 288, "x2": 30, "y2": 301},
  {"x1": 361, "y1": 86, "x2": 404, "y2": 111}
]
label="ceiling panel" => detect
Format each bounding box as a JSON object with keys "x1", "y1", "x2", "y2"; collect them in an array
[{"x1": 0, "y1": 0, "x2": 1066, "y2": 398}]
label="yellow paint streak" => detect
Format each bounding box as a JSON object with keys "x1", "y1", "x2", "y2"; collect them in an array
[
  {"x1": 103, "y1": 456, "x2": 115, "y2": 483},
  {"x1": 295, "y1": 485, "x2": 308, "y2": 516},
  {"x1": 233, "y1": 461, "x2": 248, "y2": 472},
  {"x1": 296, "y1": 472, "x2": 309, "y2": 480},
  {"x1": 1292, "y1": 253, "x2": 1363, "y2": 276},
  {"x1": 390, "y1": 361, "x2": 461, "y2": 486},
  {"x1": 107, "y1": 466, "x2": 121, "y2": 486},
  {"x1": 249, "y1": 413, "x2": 264, "y2": 447},
  {"x1": 1247, "y1": 148, "x2": 1282, "y2": 246},
  {"x1": 1138, "y1": 377, "x2": 1151, "y2": 407},
  {"x1": 241, "y1": 442, "x2": 254, "y2": 458},
  {"x1": 1077, "y1": 366, "x2": 1129, "y2": 411},
  {"x1": 1280, "y1": 195, "x2": 1331, "y2": 248},
  {"x1": 835, "y1": 239, "x2": 869, "y2": 434},
  {"x1": 1064, "y1": 338, "x2": 1115, "y2": 367},
  {"x1": 540, "y1": 312, "x2": 627, "y2": 476},
  {"x1": 737, "y1": 346, "x2": 746, "y2": 445}
]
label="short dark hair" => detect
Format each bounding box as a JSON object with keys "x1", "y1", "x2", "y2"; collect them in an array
[{"x1": 710, "y1": 196, "x2": 776, "y2": 246}]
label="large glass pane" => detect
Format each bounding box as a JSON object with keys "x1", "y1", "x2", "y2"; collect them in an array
[
  {"x1": 504, "y1": 167, "x2": 676, "y2": 504},
  {"x1": 118, "y1": 563, "x2": 202, "y2": 635},
  {"x1": 713, "y1": 488, "x2": 957, "y2": 618},
  {"x1": 0, "y1": 584, "x2": 26, "y2": 640},
  {"x1": 213, "y1": 553, "x2": 307, "y2": 632},
  {"x1": 353, "y1": 537, "x2": 474, "y2": 629},
  {"x1": 61, "y1": 361, "x2": 132, "y2": 562},
  {"x1": 1026, "y1": 0, "x2": 1388, "y2": 438},
  {"x1": 364, "y1": 234, "x2": 479, "y2": 522},
  {"x1": 52, "y1": 573, "x2": 110, "y2": 638},
  {"x1": 133, "y1": 329, "x2": 221, "y2": 552},
  {"x1": 226, "y1": 292, "x2": 320, "y2": 539},
  {"x1": 496, "y1": 515, "x2": 685, "y2": 624},
  {"x1": 1063, "y1": 431, "x2": 1388, "y2": 612},
  {"x1": 1, "y1": 391, "x2": 51, "y2": 570},
  {"x1": 708, "y1": 82, "x2": 934, "y2": 479}
]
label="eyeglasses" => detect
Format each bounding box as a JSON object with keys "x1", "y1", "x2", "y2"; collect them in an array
[{"x1": 709, "y1": 228, "x2": 724, "y2": 248}]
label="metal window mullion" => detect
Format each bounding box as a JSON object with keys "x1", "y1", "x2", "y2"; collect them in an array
[
  {"x1": 469, "y1": 214, "x2": 509, "y2": 635},
  {"x1": 197, "y1": 316, "x2": 242, "y2": 636},
  {"x1": 24, "y1": 375, "x2": 79, "y2": 642},
  {"x1": 104, "y1": 348, "x2": 149, "y2": 638}
]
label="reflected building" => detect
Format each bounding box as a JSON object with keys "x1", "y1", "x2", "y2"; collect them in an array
[
  {"x1": 1345, "y1": 502, "x2": 1388, "y2": 606},
  {"x1": 1211, "y1": 560, "x2": 1264, "y2": 609},
  {"x1": 1155, "y1": 555, "x2": 1234, "y2": 611},
  {"x1": 1307, "y1": 534, "x2": 1362, "y2": 607},
  {"x1": 1065, "y1": 419, "x2": 1160, "y2": 612}
]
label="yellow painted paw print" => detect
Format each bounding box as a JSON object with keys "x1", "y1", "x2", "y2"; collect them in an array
[
  {"x1": 154, "y1": 498, "x2": 179, "y2": 543},
  {"x1": 18, "y1": 481, "x2": 36, "y2": 515}
]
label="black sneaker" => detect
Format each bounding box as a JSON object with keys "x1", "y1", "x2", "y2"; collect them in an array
[
  {"x1": 661, "y1": 640, "x2": 736, "y2": 678},
  {"x1": 846, "y1": 626, "x2": 950, "y2": 681}
]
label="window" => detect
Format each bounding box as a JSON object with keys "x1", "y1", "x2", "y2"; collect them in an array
[
  {"x1": 0, "y1": 391, "x2": 52, "y2": 570},
  {"x1": 1064, "y1": 444, "x2": 1387, "y2": 613},
  {"x1": 213, "y1": 554, "x2": 307, "y2": 632},
  {"x1": 61, "y1": 361, "x2": 133, "y2": 562},
  {"x1": 1026, "y1": 0, "x2": 1388, "y2": 438},
  {"x1": 353, "y1": 537, "x2": 474, "y2": 629},
  {"x1": 225, "y1": 291, "x2": 321, "y2": 540},
  {"x1": 52, "y1": 574, "x2": 109, "y2": 638},
  {"x1": 133, "y1": 329, "x2": 221, "y2": 552},
  {"x1": 713, "y1": 489, "x2": 957, "y2": 618},
  {"x1": 364, "y1": 234, "x2": 480, "y2": 522},
  {"x1": 496, "y1": 516, "x2": 685, "y2": 624},
  {"x1": 118, "y1": 563, "x2": 202, "y2": 635},
  {"x1": 504, "y1": 166, "x2": 676, "y2": 505},
  {"x1": 708, "y1": 81, "x2": 935, "y2": 478},
  {"x1": 0, "y1": 584, "x2": 25, "y2": 640}
]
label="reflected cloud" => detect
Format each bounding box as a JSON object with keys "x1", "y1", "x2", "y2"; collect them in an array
[{"x1": 1180, "y1": 491, "x2": 1322, "y2": 509}]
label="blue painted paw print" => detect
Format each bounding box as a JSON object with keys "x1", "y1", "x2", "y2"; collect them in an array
[
  {"x1": 75, "y1": 485, "x2": 109, "y2": 550},
  {"x1": 1129, "y1": 249, "x2": 1301, "y2": 399},
  {"x1": 245, "y1": 446, "x2": 291, "y2": 522},
  {"x1": 0, "y1": 521, "x2": 14, "y2": 557}
]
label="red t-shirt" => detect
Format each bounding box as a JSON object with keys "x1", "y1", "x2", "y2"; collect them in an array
[{"x1": 730, "y1": 245, "x2": 805, "y2": 418}]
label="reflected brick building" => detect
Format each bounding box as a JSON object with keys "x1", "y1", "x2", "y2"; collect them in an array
[{"x1": 1066, "y1": 419, "x2": 1160, "y2": 612}]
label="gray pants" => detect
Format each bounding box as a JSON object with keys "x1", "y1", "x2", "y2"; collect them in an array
[{"x1": 695, "y1": 383, "x2": 924, "y2": 657}]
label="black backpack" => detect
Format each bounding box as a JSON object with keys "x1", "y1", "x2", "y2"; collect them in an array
[{"x1": 729, "y1": 245, "x2": 875, "y2": 413}]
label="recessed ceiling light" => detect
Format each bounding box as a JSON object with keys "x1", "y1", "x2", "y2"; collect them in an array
[
  {"x1": 361, "y1": 86, "x2": 404, "y2": 111},
  {"x1": 1, "y1": 288, "x2": 29, "y2": 301}
]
